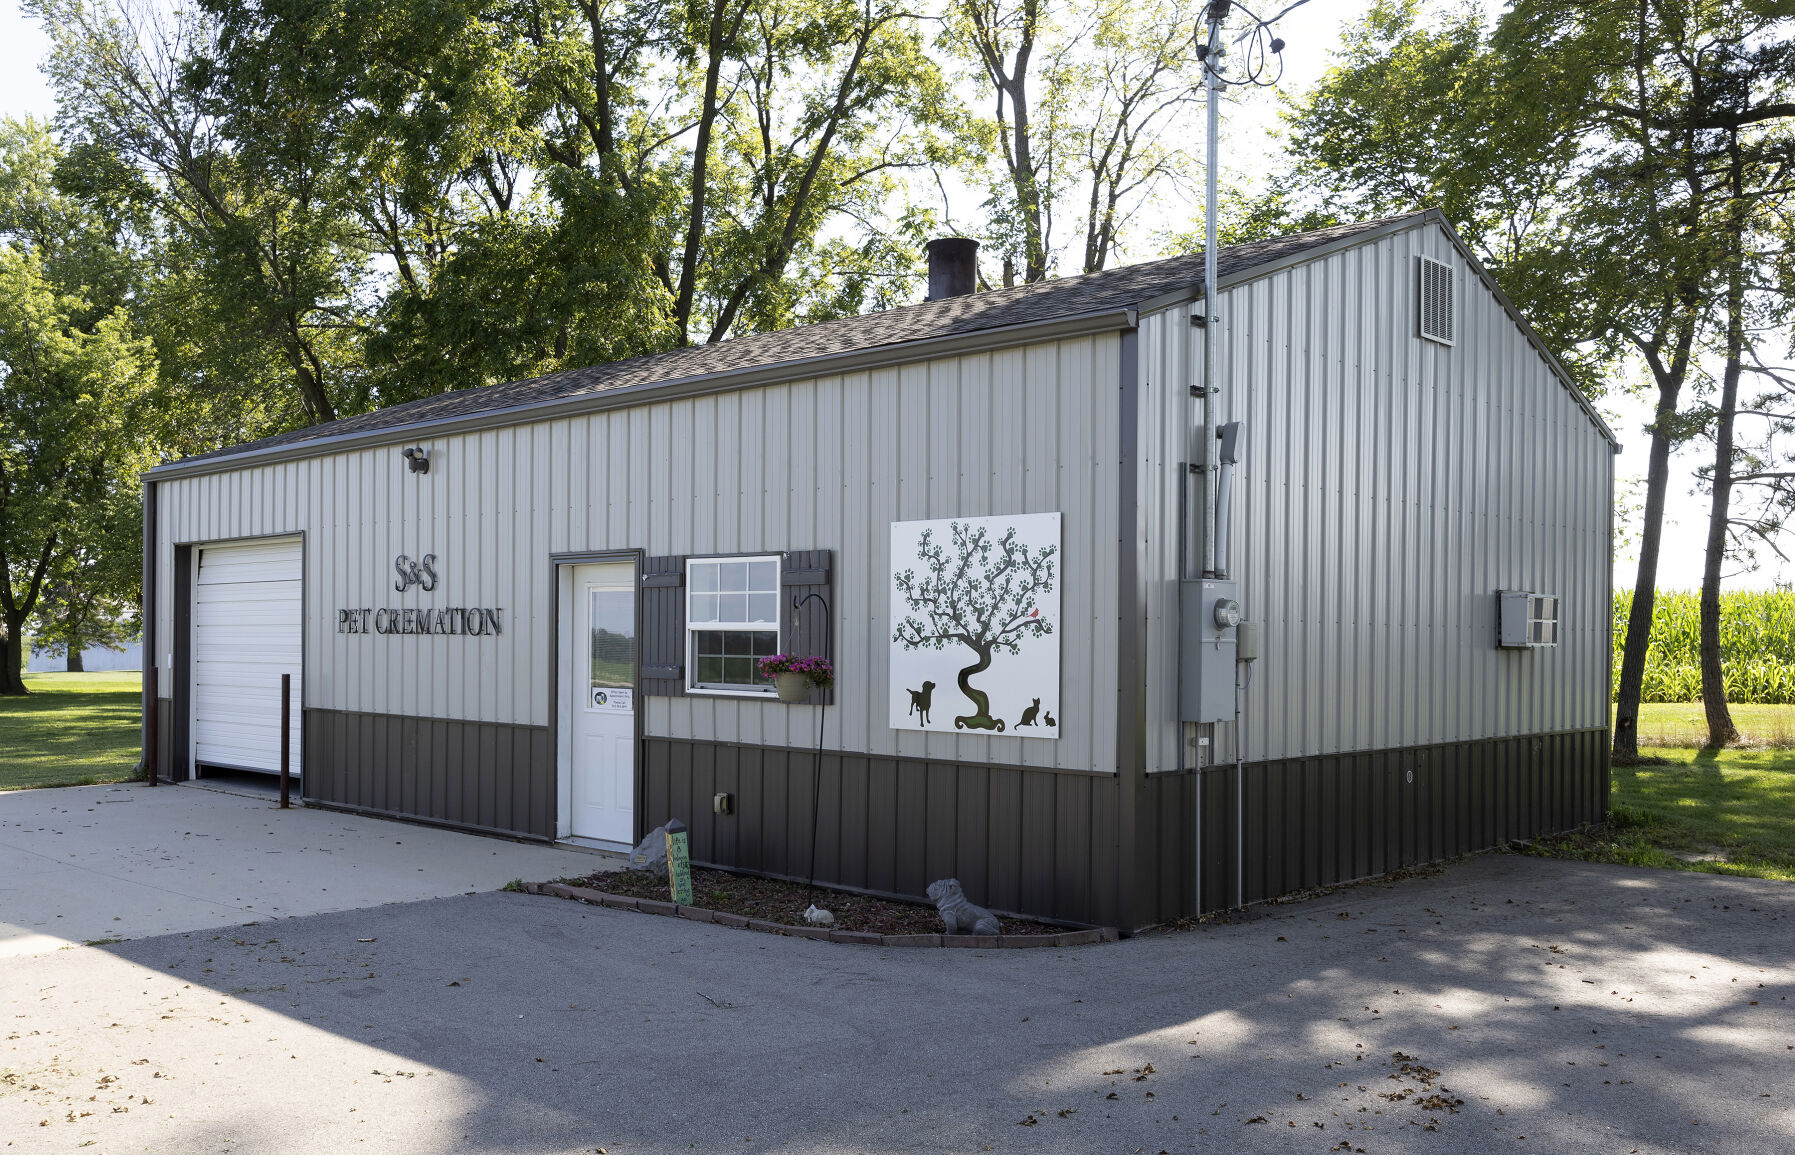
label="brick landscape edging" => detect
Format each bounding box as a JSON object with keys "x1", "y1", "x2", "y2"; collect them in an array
[{"x1": 520, "y1": 882, "x2": 1119, "y2": 947}]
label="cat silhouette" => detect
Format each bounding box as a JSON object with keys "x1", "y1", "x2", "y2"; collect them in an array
[{"x1": 1017, "y1": 698, "x2": 1041, "y2": 727}]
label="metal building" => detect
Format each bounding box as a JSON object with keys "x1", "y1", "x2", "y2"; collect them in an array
[{"x1": 141, "y1": 210, "x2": 1615, "y2": 931}]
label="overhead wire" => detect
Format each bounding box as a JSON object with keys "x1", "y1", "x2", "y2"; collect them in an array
[{"x1": 1196, "y1": 0, "x2": 1321, "y2": 89}]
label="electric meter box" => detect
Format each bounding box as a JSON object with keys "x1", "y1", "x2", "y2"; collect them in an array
[{"x1": 1180, "y1": 578, "x2": 1238, "y2": 723}]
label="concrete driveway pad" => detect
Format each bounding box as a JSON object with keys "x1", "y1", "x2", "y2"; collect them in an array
[
  {"x1": 0, "y1": 782, "x2": 609, "y2": 957},
  {"x1": 2, "y1": 853, "x2": 1791, "y2": 1153}
]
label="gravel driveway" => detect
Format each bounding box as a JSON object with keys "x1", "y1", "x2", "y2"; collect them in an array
[{"x1": 2, "y1": 854, "x2": 1791, "y2": 1153}]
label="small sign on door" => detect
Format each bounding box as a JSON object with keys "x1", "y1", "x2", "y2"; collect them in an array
[{"x1": 591, "y1": 686, "x2": 633, "y2": 711}]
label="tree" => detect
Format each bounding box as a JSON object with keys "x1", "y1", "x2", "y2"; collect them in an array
[
  {"x1": 1547, "y1": 0, "x2": 1795, "y2": 757},
  {"x1": 30, "y1": 569, "x2": 140, "y2": 671},
  {"x1": 892, "y1": 521, "x2": 1056, "y2": 732},
  {"x1": 1074, "y1": 0, "x2": 1203, "y2": 273},
  {"x1": 945, "y1": 0, "x2": 1205, "y2": 283},
  {"x1": 35, "y1": 0, "x2": 372, "y2": 427},
  {"x1": 1686, "y1": 29, "x2": 1795, "y2": 748},
  {"x1": 0, "y1": 114, "x2": 160, "y2": 694},
  {"x1": 948, "y1": 0, "x2": 1056, "y2": 283},
  {"x1": 0, "y1": 252, "x2": 159, "y2": 694},
  {"x1": 34, "y1": 0, "x2": 956, "y2": 425}
]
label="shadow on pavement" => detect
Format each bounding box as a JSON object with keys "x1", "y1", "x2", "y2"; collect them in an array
[{"x1": 3, "y1": 853, "x2": 1791, "y2": 1154}]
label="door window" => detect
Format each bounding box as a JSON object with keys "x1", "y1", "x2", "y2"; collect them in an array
[{"x1": 588, "y1": 587, "x2": 635, "y2": 710}]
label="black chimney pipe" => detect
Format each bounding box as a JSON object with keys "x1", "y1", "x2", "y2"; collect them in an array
[{"x1": 925, "y1": 237, "x2": 979, "y2": 300}]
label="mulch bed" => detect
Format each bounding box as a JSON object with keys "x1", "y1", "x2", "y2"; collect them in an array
[
  {"x1": 563, "y1": 866, "x2": 1066, "y2": 937},
  {"x1": 524, "y1": 869, "x2": 1120, "y2": 948}
]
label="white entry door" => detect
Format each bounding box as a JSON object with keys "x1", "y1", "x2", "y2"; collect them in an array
[
  {"x1": 192, "y1": 537, "x2": 303, "y2": 775},
  {"x1": 565, "y1": 563, "x2": 637, "y2": 845}
]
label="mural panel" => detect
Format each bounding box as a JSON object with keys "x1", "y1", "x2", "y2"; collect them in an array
[{"x1": 889, "y1": 513, "x2": 1060, "y2": 737}]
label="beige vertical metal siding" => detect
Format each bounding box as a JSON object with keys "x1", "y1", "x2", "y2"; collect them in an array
[
  {"x1": 152, "y1": 334, "x2": 1123, "y2": 775},
  {"x1": 645, "y1": 336, "x2": 1123, "y2": 774},
  {"x1": 1140, "y1": 220, "x2": 1612, "y2": 769}
]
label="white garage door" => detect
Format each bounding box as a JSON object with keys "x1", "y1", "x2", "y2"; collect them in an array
[{"x1": 192, "y1": 537, "x2": 303, "y2": 775}]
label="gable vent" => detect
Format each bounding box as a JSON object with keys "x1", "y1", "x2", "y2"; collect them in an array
[{"x1": 1418, "y1": 255, "x2": 1455, "y2": 345}]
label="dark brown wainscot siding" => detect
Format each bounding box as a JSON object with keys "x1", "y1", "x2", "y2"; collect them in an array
[
  {"x1": 1135, "y1": 727, "x2": 1611, "y2": 925},
  {"x1": 643, "y1": 737, "x2": 1124, "y2": 929},
  {"x1": 647, "y1": 728, "x2": 1606, "y2": 931},
  {"x1": 302, "y1": 708, "x2": 555, "y2": 839}
]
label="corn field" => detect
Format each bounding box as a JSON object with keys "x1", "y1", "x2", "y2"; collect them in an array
[{"x1": 1613, "y1": 590, "x2": 1795, "y2": 703}]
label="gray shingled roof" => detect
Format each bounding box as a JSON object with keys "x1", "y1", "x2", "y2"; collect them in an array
[{"x1": 170, "y1": 215, "x2": 1418, "y2": 467}]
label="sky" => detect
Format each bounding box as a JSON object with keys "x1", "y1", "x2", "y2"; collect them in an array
[{"x1": 0, "y1": 0, "x2": 1776, "y2": 594}]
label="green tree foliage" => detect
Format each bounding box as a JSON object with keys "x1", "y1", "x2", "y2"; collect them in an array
[
  {"x1": 29, "y1": 572, "x2": 140, "y2": 671},
  {"x1": 0, "y1": 119, "x2": 161, "y2": 693},
  {"x1": 36, "y1": 0, "x2": 959, "y2": 427},
  {"x1": 34, "y1": 0, "x2": 370, "y2": 426}
]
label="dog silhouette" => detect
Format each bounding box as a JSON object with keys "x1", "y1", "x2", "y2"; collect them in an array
[
  {"x1": 1017, "y1": 698, "x2": 1041, "y2": 727},
  {"x1": 907, "y1": 680, "x2": 936, "y2": 726}
]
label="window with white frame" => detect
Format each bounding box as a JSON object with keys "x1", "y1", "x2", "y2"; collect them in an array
[
  {"x1": 686, "y1": 555, "x2": 781, "y2": 693},
  {"x1": 1527, "y1": 594, "x2": 1559, "y2": 646}
]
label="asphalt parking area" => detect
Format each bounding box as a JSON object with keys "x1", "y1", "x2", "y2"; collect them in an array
[
  {"x1": 2, "y1": 853, "x2": 1791, "y2": 1153},
  {"x1": 0, "y1": 782, "x2": 608, "y2": 957}
]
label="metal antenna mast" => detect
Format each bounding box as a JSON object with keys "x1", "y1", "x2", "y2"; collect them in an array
[
  {"x1": 1199, "y1": 2, "x2": 1226, "y2": 578},
  {"x1": 1192, "y1": 0, "x2": 1306, "y2": 577},
  {"x1": 1188, "y1": 0, "x2": 1311, "y2": 912}
]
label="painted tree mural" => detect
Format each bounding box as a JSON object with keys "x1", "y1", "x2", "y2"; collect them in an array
[{"x1": 892, "y1": 521, "x2": 1057, "y2": 731}]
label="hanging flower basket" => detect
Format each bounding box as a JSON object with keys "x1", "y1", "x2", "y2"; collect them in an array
[{"x1": 759, "y1": 654, "x2": 833, "y2": 703}]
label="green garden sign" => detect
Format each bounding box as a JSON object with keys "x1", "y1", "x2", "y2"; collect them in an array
[{"x1": 664, "y1": 819, "x2": 693, "y2": 905}]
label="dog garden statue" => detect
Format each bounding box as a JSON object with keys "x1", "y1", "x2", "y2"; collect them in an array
[{"x1": 926, "y1": 878, "x2": 1001, "y2": 936}]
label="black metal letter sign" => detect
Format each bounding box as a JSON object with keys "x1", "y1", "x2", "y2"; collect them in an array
[{"x1": 337, "y1": 552, "x2": 501, "y2": 638}]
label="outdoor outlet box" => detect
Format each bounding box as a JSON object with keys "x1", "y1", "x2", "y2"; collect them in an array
[
  {"x1": 713, "y1": 792, "x2": 734, "y2": 815},
  {"x1": 1236, "y1": 620, "x2": 1260, "y2": 663},
  {"x1": 1179, "y1": 578, "x2": 1238, "y2": 723}
]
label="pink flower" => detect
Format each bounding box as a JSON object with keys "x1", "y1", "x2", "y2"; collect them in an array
[{"x1": 757, "y1": 653, "x2": 835, "y2": 688}]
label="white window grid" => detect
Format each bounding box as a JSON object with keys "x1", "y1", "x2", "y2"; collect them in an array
[
  {"x1": 1528, "y1": 594, "x2": 1559, "y2": 647},
  {"x1": 685, "y1": 555, "x2": 782, "y2": 696}
]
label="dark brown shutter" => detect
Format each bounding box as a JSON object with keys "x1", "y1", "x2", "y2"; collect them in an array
[
  {"x1": 781, "y1": 550, "x2": 834, "y2": 706},
  {"x1": 640, "y1": 555, "x2": 686, "y2": 695}
]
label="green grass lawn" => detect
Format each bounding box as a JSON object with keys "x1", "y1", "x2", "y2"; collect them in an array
[
  {"x1": 1530, "y1": 702, "x2": 1795, "y2": 882},
  {"x1": 0, "y1": 670, "x2": 143, "y2": 790},
  {"x1": 1628, "y1": 700, "x2": 1795, "y2": 748}
]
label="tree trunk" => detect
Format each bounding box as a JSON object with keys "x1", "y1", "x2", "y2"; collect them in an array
[
  {"x1": 0, "y1": 613, "x2": 27, "y2": 695},
  {"x1": 66, "y1": 646, "x2": 85, "y2": 673},
  {"x1": 1700, "y1": 151, "x2": 1748, "y2": 749},
  {"x1": 951, "y1": 642, "x2": 1004, "y2": 731},
  {"x1": 1613, "y1": 370, "x2": 1686, "y2": 763}
]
